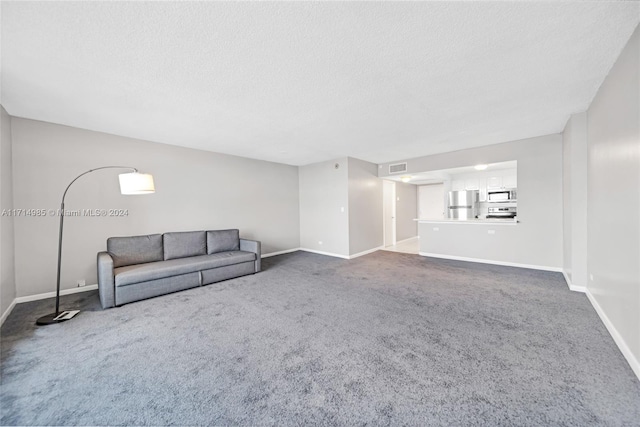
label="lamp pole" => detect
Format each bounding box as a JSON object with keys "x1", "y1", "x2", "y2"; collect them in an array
[{"x1": 36, "y1": 166, "x2": 139, "y2": 325}]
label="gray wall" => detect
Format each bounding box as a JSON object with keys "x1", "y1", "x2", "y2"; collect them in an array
[
  {"x1": 1, "y1": 106, "x2": 16, "y2": 316},
  {"x1": 299, "y1": 157, "x2": 385, "y2": 258},
  {"x1": 562, "y1": 112, "x2": 588, "y2": 287},
  {"x1": 348, "y1": 157, "x2": 383, "y2": 256},
  {"x1": 586, "y1": 25, "x2": 639, "y2": 372},
  {"x1": 395, "y1": 182, "x2": 417, "y2": 242},
  {"x1": 381, "y1": 134, "x2": 563, "y2": 269},
  {"x1": 299, "y1": 158, "x2": 349, "y2": 257},
  {"x1": 11, "y1": 117, "x2": 300, "y2": 297}
]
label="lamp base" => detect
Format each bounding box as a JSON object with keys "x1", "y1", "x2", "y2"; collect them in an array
[{"x1": 36, "y1": 310, "x2": 80, "y2": 325}]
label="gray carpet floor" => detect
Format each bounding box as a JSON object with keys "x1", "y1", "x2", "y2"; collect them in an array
[{"x1": 1, "y1": 250, "x2": 639, "y2": 426}]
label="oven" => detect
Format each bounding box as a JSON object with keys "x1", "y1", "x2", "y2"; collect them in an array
[{"x1": 487, "y1": 206, "x2": 517, "y2": 218}]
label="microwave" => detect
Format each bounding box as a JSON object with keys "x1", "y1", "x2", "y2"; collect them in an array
[{"x1": 487, "y1": 189, "x2": 517, "y2": 202}]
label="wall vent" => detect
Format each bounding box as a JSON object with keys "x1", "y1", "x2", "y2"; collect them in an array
[{"x1": 389, "y1": 162, "x2": 408, "y2": 174}]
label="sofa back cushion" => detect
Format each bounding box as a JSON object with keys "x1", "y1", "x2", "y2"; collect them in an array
[
  {"x1": 163, "y1": 231, "x2": 207, "y2": 260},
  {"x1": 107, "y1": 234, "x2": 164, "y2": 268},
  {"x1": 207, "y1": 229, "x2": 240, "y2": 254}
]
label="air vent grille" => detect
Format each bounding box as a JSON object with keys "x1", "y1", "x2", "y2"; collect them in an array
[{"x1": 389, "y1": 162, "x2": 408, "y2": 174}]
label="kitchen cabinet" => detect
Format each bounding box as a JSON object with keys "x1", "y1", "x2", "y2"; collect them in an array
[
  {"x1": 487, "y1": 174, "x2": 517, "y2": 190},
  {"x1": 464, "y1": 178, "x2": 479, "y2": 190},
  {"x1": 452, "y1": 180, "x2": 465, "y2": 191},
  {"x1": 503, "y1": 175, "x2": 517, "y2": 189},
  {"x1": 452, "y1": 179, "x2": 480, "y2": 191},
  {"x1": 487, "y1": 176, "x2": 502, "y2": 190}
]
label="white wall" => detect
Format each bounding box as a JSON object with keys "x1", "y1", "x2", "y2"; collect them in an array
[
  {"x1": 299, "y1": 158, "x2": 349, "y2": 257},
  {"x1": 395, "y1": 182, "x2": 417, "y2": 241},
  {"x1": 348, "y1": 157, "x2": 383, "y2": 256},
  {"x1": 1, "y1": 106, "x2": 16, "y2": 317},
  {"x1": 380, "y1": 134, "x2": 563, "y2": 269},
  {"x1": 562, "y1": 112, "x2": 588, "y2": 288},
  {"x1": 11, "y1": 117, "x2": 300, "y2": 297},
  {"x1": 586, "y1": 24, "x2": 639, "y2": 377}
]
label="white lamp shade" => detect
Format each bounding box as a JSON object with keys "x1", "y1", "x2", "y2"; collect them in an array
[{"x1": 118, "y1": 172, "x2": 155, "y2": 195}]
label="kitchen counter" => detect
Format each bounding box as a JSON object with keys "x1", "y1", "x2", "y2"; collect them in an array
[
  {"x1": 414, "y1": 217, "x2": 536, "y2": 269},
  {"x1": 415, "y1": 218, "x2": 519, "y2": 225}
]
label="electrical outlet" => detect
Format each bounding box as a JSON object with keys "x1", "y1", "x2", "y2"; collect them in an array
[
  {"x1": 433, "y1": 227, "x2": 439, "y2": 232},
  {"x1": 318, "y1": 241, "x2": 323, "y2": 245},
  {"x1": 76, "y1": 279, "x2": 86, "y2": 287},
  {"x1": 488, "y1": 230, "x2": 496, "y2": 235}
]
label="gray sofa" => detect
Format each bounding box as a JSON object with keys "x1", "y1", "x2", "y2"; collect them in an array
[{"x1": 97, "y1": 229, "x2": 260, "y2": 309}]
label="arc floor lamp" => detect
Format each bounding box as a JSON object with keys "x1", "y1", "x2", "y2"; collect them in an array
[{"x1": 36, "y1": 166, "x2": 155, "y2": 326}]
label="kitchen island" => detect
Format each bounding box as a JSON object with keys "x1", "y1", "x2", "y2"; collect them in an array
[
  {"x1": 414, "y1": 217, "x2": 559, "y2": 271},
  {"x1": 415, "y1": 218, "x2": 518, "y2": 225}
]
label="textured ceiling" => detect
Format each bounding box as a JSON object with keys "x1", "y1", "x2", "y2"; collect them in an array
[{"x1": 1, "y1": 2, "x2": 638, "y2": 166}]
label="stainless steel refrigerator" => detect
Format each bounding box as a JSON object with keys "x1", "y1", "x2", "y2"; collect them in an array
[{"x1": 448, "y1": 190, "x2": 479, "y2": 220}]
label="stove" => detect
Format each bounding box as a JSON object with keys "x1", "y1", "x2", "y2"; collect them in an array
[{"x1": 486, "y1": 206, "x2": 517, "y2": 218}]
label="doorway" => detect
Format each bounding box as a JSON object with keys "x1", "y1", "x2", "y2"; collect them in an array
[{"x1": 383, "y1": 180, "x2": 396, "y2": 247}]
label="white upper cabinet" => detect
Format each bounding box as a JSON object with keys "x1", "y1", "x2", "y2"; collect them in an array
[
  {"x1": 487, "y1": 173, "x2": 517, "y2": 190},
  {"x1": 487, "y1": 176, "x2": 502, "y2": 190},
  {"x1": 451, "y1": 180, "x2": 465, "y2": 191},
  {"x1": 450, "y1": 168, "x2": 516, "y2": 196},
  {"x1": 464, "y1": 178, "x2": 479, "y2": 190},
  {"x1": 452, "y1": 179, "x2": 480, "y2": 191},
  {"x1": 503, "y1": 175, "x2": 517, "y2": 189}
]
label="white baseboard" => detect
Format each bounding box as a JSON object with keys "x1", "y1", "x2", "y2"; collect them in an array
[
  {"x1": 1, "y1": 298, "x2": 17, "y2": 326},
  {"x1": 418, "y1": 252, "x2": 562, "y2": 272},
  {"x1": 299, "y1": 248, "x2": 350, "y2": 259},
  {"x1": 586, "y1": 289, "x2": 640, "y2": 381},
  {"x1": 300, "y1": 246, "x2": 383, "y2": 260},
  {"x1": 2, "y1": 285, "x2": 98, "y2": 326},
  {"x1": 394, "y1": 236, "x2": 419, "y2": 245},
  {"x1": 261, "y1": 248, "x2": 300, "y2": 258},
  {"x1": 562, "y1": 271, "x2": 587, "y2": 293},
  {"x1": 348, "y1": 246, "x2": 383, "y2": 259},
  {"x1": 15, "y1": 284, "x2": 98, "y2": 304}
]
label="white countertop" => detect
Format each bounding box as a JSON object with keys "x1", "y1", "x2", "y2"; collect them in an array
[{"x1": 414, "y1": 218, "x2": 519, "y2": 225}]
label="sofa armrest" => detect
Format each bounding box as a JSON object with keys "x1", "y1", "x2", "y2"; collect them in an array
[
  {"x1": 240, "y1": 239, "x2": 261, "y2": 272},
  {"x1": 97, "y1": 251, "x2": 116, "y2": 308}
]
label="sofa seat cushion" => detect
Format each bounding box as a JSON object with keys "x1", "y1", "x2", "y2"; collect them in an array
[{"x1": 114, "y1": 251, "x2": 256, "y2": 287}]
